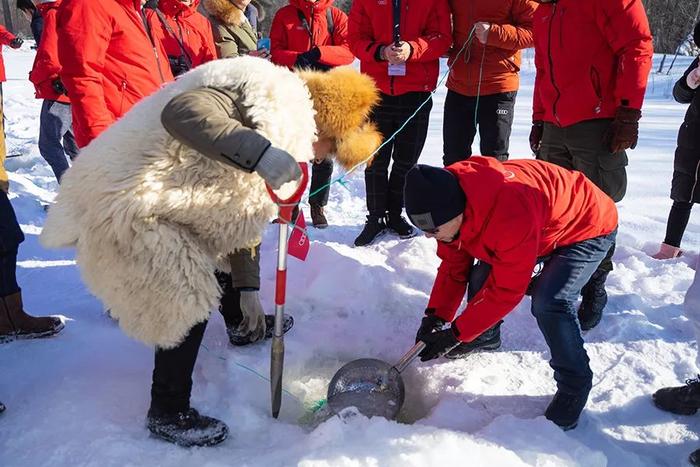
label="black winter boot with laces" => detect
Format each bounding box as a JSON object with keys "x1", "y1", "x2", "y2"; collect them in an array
[
  {"x1": 386, "y1": 212, "x2": 416, "y2": 239},
  {"x1": 147, "y1": 407, "x2": 229, "y2": 447},
  {"x1": 544, "y1": 390, "x2": 588, "y2": 430},
  {"x1": 653, "y1": 376, "x2": 700, "y2": 415},
  {"x1": 354, "y1": 216, "x2": 387, "y2": 247}
]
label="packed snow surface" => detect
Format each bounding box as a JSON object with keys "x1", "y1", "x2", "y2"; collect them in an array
[{"x1": 1, "y1": 46, "x2": 699, "y2": 466}]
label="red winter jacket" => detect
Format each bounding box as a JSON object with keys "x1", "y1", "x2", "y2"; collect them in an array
[
  {"x1": 30, "y1": 0, "x2": 69, "y2": 103},
  {"x1": 348, "y1": 0, "x2": 452, "y2": 96},
  {"x1": 532, "y1": 0, "x2": 653, "y2": 127},
  {"x1": 428, "y1": 156, "x2": 618, "y2": 343},
  {"x1": 270, "y1": 0, "x2": 354, "y2": 69},
  {"x1": 58, "y1": 0, "x2": 174, "y2": 148},
  {"x1": 447, "y1": 0, "x2": 536, "y2": 97},
  {"x1": 0, "y1": 25, "x2": 17, "y2": 83},
  {"x1": 145, "y1": 0, "x2": 217, "y2": 69}
]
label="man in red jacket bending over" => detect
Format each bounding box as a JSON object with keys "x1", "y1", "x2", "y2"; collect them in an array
[
  {"x1": 405, "y1": 157, "x2": 618, "y2": 430},
  {"x1": 529, "y1": 0, "x2": 653, "y2": 332},
  {"x1": 57, "y1": 0, "x2": 174, "y2": 148}
]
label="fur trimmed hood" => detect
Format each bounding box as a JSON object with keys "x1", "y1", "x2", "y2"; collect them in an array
[
  {"x1": 40, "y1": 57, "x2": 316, "y2": 349},
  {"x1": 299, "y1": 66, "x2": 382, "y2": 169},
  {"x1": 203, "y1": 0, "x2": 247, "y2": 26}
]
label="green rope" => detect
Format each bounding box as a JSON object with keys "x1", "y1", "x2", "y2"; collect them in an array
[{"x1": 305, "y1": 25, "x2": 479, "y2": 202}]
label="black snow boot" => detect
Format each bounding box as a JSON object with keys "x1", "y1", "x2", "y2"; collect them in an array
[
  {"x1": 578, "y1": 269, "x2": 609, "y2": 331},
  {"x1": 386, "y1": 212, "x2": 416, "y2": 239},
  {"x1": 354, "y1": 216, "x2": 387, "y2": 247},
  {"x1": 653, "y1": 376, "x2": 700, "y2": 415},
  {"x1": 545, "y1": 390, "x2": 588, "y2": 431},
  {"x1": 227, "y1": 314, "x2": 294, "y2": 346},
  {"x1": 147, "y1": 408, "x2": 228, "y2": 447},
  {"x1": 689, "y1": 448, "x2": 700, "y2": 466},
  {"x1": 445, "y1": 322, "x2": 502, "y2": 359}
]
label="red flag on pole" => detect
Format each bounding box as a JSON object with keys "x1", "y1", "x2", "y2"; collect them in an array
[{"x1": 288, "y1": 210, "x2": 310, "y2": 261}]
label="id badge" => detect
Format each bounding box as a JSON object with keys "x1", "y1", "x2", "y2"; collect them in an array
[{"x1": 388, "y1": 62, "x2": 406, "y2": 76}]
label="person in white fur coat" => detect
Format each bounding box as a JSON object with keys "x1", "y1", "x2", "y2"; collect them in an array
[{"x1": 40, "y1": 56, "x2": 381, "y2": 447}]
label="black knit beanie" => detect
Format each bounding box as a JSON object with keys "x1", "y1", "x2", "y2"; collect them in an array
[{"x1": 404, "y1": 165, "x2": 466, "y2": 231}]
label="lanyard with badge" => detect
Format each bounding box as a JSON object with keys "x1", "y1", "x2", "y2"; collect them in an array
[{"x1": 388, "y1": 0, "x2": 406, "y2": 76}]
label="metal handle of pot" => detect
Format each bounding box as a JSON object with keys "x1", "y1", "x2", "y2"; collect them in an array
[{"x1": 393, "y1": 341, "x2": 426, "y2": 373}]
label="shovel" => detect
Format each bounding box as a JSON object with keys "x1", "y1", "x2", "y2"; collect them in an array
[
  {"x1": 326, "y1": 341, "x2": 427, "y2": 420},
  {"x1": 265, "y1": 163, "x2": 309, "y2": 419}
]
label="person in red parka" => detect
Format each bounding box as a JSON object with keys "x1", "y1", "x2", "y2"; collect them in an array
[
  {"x1": 443, "y1": 0, "x2": 536, "y2": 165},
  {"x1": 528, "y1": 0, "x2": 653, "y2": 332},
  {"x1": 145, "y1": 0, "x2": 217, "y2": 76},
  {"x1": 57, "y1": 0, "x2": 174, "y2": 148},
  {"x1": 29, "y1": 0, "x2": 80, "y2": 183},
  {"x1": 348, "y1": 0, "x2": 451, "y2": 246},
  {"x1": 270, "y1": 0, "x2": 354, "y2": 228},
  {"x1": 404, "y1": 158, "x2": 618, "y2": 430},
  {"x1": 0, "y1": 25, "x2": 22, "y2": 192}
]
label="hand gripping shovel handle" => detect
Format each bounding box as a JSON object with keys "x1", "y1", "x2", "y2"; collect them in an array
[
  {"x1": 267, "y1": 163, "x2": 308, "y2": 419},
  {"x1": 393, "y1": 341, "x2": 427, "y2": 373},
  {"x1": 265, "y1": 163, "x2": 309, "y2": 224}
]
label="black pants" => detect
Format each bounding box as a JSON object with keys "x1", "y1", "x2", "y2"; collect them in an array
[
  {"x1": 150, "y1": 273, "x2": 244, "y2": 414},
  {"x1": 538, "y1": 119, "x2": 627, "y2": 276},
  {"x1": 365, "y1": 92, "x2": 432, "y2": 217},
  {"x1": 0, "y1": 190, "x2": 23, "y2": 297},
  {"x1": 663, "y1": 201, "x2": 694, "y2": 247},
  {"x1": 442, "y1": 90, "x2": 516, "y2": 166},
  {"x1": 309, "y1": 159, "x2": 333, "y2": 207}
]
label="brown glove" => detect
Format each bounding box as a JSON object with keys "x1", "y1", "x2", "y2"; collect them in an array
[
  {"x1": 0, "y1": 180, "x2": 8, "y2": 194},
  {"x1": 529, "y1": 121, "x2": 544, "y2": 156},
  {"x1": 607, "y1": 106, "x2": 642, "y2": 153}
]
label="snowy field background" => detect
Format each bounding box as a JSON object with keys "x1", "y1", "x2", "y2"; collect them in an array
[{"x1": 0, "y1": 46, "x2": 699, "y2": 466}]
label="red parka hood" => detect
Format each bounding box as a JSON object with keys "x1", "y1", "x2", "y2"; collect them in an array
[
  {"x1": 446, "y1": 157, "x2": 507, "y2": 246},
  {"x1": 159, "y1": 0, "x2": 201, "y2": 17}
]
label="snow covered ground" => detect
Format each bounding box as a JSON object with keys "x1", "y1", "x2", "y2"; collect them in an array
[{"x1": 1, "y1": 46, "x2": 699, "y2": 466}]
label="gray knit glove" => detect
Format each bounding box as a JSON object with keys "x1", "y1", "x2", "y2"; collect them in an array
[{"x1": 254, "y1": 146, "x2": 301, "y2": 189}]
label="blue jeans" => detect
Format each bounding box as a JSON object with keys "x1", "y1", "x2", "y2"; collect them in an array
[
  {"x1": 530, "y1": 230, "x2": 617, "y2": 396},
  {"x1": 39, "y1": 100, "x2": 79, "y2": 182}
]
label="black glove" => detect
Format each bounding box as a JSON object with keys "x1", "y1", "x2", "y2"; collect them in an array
[
  {"x1": 9, "y1": 37, "x2": 23, "y2": 49},
  {"x1": 418, "y1": 327, "x2": 460, "y2": 362},
  {"x1": 415, "y1": 310, "x2": 446, "y2": 343},
  {"x1": 529, "y1": 121, "x2": 544, "y2": 156},
  {"x1": 295, "y1": 47, "x2": 329, "y2": 71},
  {"x1": 52, "y1": 78, "x2": 68, "y2": 96}
]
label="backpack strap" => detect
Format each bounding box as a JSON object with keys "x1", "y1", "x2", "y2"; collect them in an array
[
  {"x1": 326, "y1": 8, "x2": 334, "y2": 44},
  {"x1": 154, "y1": 8, "x2": 193, "y2": 70},
  {"x1": 296, "y1": 8, "x2": 335, "y2": 48}
]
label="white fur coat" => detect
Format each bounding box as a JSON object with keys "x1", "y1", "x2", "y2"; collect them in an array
[{"x1": 40, "y1": 57, "x2": 316, "y2": 348}]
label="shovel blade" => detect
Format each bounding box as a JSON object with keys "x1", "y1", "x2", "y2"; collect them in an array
[{"x1": 270, "y1": 336, "x2": 285, "y2": 418}]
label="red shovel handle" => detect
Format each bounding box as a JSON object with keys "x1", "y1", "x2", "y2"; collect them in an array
[{"x1": 265, "y1": 163, "x2": 309, "y2": 224}]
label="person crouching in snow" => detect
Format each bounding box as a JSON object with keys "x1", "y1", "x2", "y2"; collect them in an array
[
  {"x1": 405, "y1": 158, "x2": 618, "y2": 430},
  {"x1": 39, "y1": 58, "x2": 380, "y2": 447}
]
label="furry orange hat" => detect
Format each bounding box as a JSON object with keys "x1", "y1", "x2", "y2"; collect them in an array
[{"x1": 298, "y1": 67, "x2": 383, "y2": 170}]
